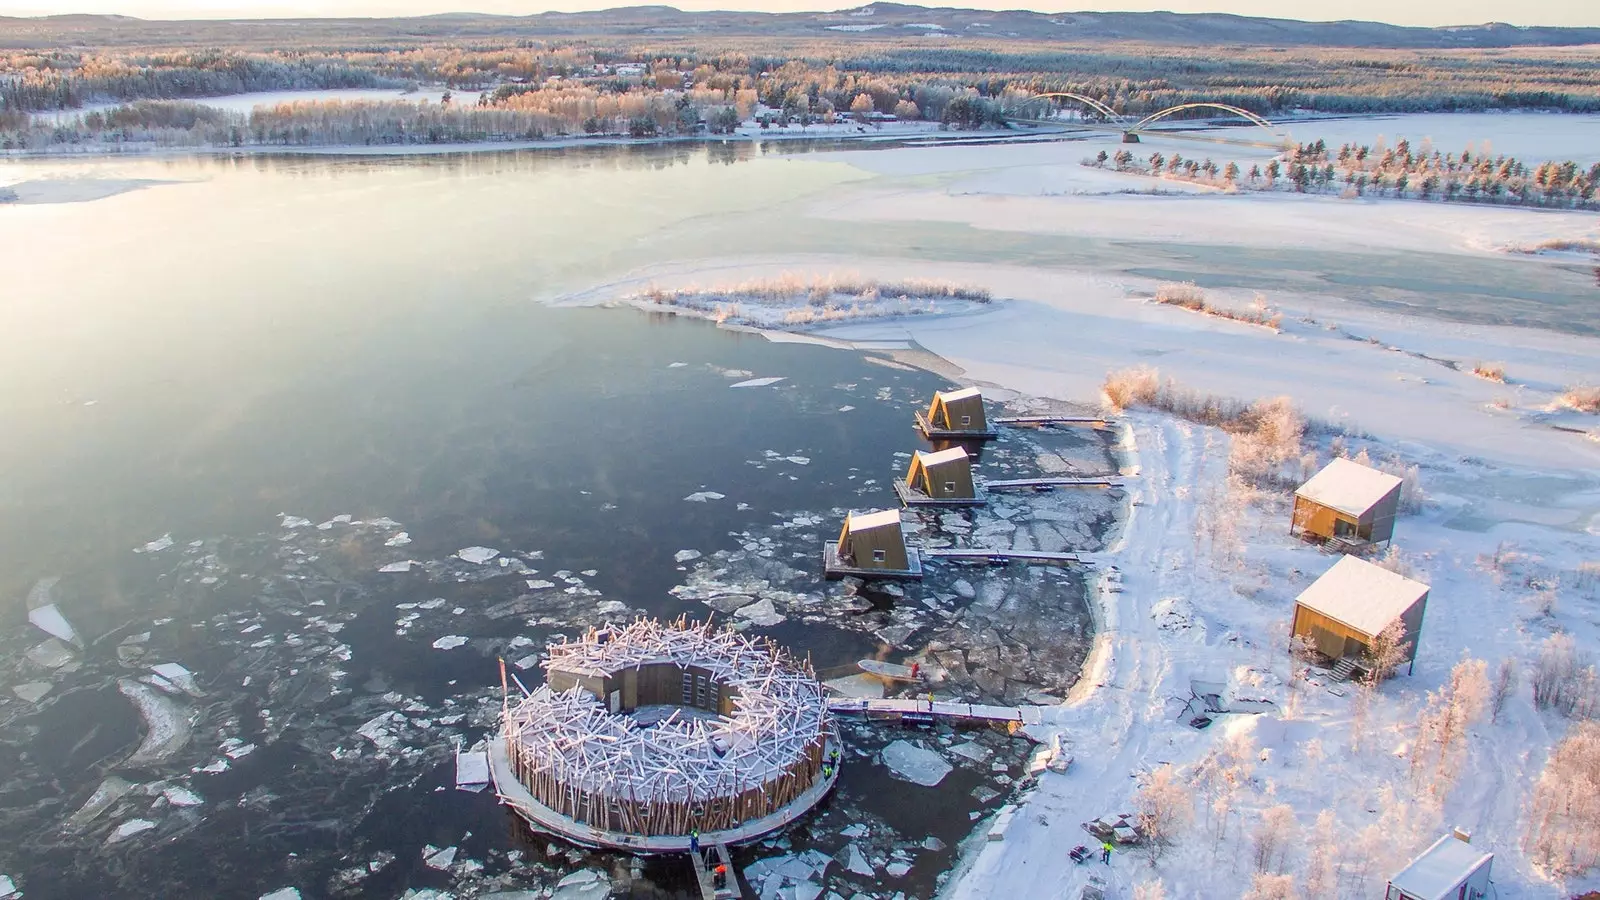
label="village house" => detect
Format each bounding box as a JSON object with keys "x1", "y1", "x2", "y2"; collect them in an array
[
  {"x1": 1291, "y1": 555, "x2": 1429, "y2": 677},
  {"x1": 915, "y1": 387, "x2": 997, "y2": 439},
  {"x1": 895, "y1": 446, "x2": 984, "y2": 507},
  {"x1": 1385, "y1": 830, "x2": 1493, "y2": 900},
  {"x1": 823, "y1": 509, "x2": 923, "y2": 580},
  {"x1": 1290, "y1": 457, "x2": 1403, "y2": 549}
]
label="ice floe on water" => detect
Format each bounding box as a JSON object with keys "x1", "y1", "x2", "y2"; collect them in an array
[
  {"x1": 384, "y1": 531, "x2": 412, "y2": 546},
  {"x1": 673, "y1": 549, "x2": 701, "y2": 563},
  {"x1": 880, "y1": 740, "x2": 953, "y2": 787},
  {"x1": 116, "y1": 678, "x2": 192, "y2": 767},
  {"x1": 0, "y1": 874, "x2": 17, "y2": 899},
  {"x1": 729, "y1": 375, "x2": 786, "y2": 388},
  {"x1": 134, "y1": 534, "x2": 174, "y2": 553},
  {"x1": 456, "y1": 546, "x2": 499, "y2": 564},
  {"x1": 682, "y1": 490, "x2": 726, "y2": 502},
  {"x1": 108, "y1": 819, "x2": 156, "y2": 843},
  {"x1": 432, "y1": 635, "x2": 468, "y2": 650},
  {"x1": 278, "y1": 515, "x2": 312, "y2": 529},
  {"x1": 12, "y1": 682, "x2": 52, "y2": 703},
  {"x1": 379, "y1": 559, "x2": 419, "y2": 572},
  {"x1": 259, "y1": 888, "x2": 301, "y2": 900}
]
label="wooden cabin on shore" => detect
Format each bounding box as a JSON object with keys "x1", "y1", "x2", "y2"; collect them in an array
[
  {"x1": 895, "y1": 447, "x2": 984, "y2": 507},
  {"x1": 1291, "y1": 458, "x2": 1402, "y2": 551},
  {"x1": 1291, "y1": 555, "x2": 1428, "y2": 678},
  {"x1": 823, "y1": 509, "x2": 923, "y2": 580},
  {"x1": 915, "y1": 387, "x2": 997, "y2": 440},
  {"x1": 1386, "y1": 831, "x2": 1493, "y2": 900}
]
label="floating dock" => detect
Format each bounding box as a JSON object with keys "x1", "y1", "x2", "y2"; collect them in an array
[
  {"x1": 828, "y1": 697, "x2": 1045, "y2": 728},
  {"x1": 893, "y1": 478, "x2": 988, "y2": 508},
  {"x1": 923, "y1": 548, "x2": 1083, "y2": 566},
  {"x1": 823, "y1": 541, "x2": 924, "y2": 581},
  {"x1": 914, "y1": 410, "x2": 998, "y2": 441},
  {"x1": 983, "y1": 477, "x2": 1122, "y2": 491}
]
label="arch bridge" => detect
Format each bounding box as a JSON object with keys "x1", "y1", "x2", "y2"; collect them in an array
[{"x1": 1011, "y1": 97, "x2": 1284, "y2": 143}]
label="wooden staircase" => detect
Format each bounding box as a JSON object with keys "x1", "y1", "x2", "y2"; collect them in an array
[{"x1": 1330, "y1": 657, "x2": 1360, "y2": 682}]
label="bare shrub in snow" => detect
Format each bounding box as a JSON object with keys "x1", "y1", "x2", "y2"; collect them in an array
[
  {"x1": 1409, "y1": 658, "x2": 1489, "y2": 798},
  {"x1": 1575, "y1": 561, "x2": 1600, "y2": 593},
  {"x1": 1132, "y1": 878, "x2": 1168, "y2": 900},
  {"x1": 1491, "y1": 657, "x2": 1518, "y2": 723},
  {"x1": 1302, "y1": 810, "x2": 1338, "y2": 900},
  {"x1": 1471, "y1": 361, "x2": 1506, "y2": 382},
  {"x1": 1556, "y1": 384, "x2": 1600, "y2": 413},
  {"x1": 1251, "y1": 804, "x2": 1298, "y2": 874},
  {"x1": 1100, "y1": 368, "x2": 1306, "y2": 490},
  {"x1": 1364, "y1": 618, "x2": 1412, "y2": 684},
  {"x1": 1532, "y1": 633, "x2": 1599, "y2": 719},
  {"x1": 1242, "y1": 873, "x2": 1296, "y2": 900},
  {"x1": 1524, "y1": 722, "x2": 1600, "y2": 876},
  {"x1": 1135, "y1": 763, "x2": 1192, "y2": 865},
  {"x1": 1373, "y1": 545, "x2": 1416, "y2": 579},
  {"x1": 1152, "y1": 282, "x2": 1282, "y2": 330}
]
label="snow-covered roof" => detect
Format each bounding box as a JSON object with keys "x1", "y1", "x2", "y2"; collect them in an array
[
  {"x1": 1388, "y1": 834, "x2": 1493, "y2": 900},
  {"x1": 917, "y1": 447, "x2": 969, "y2": 467},
  {"x1": 938, "y1": 387, "x2": 982, "y2": 403},
  {"x1": 1295, "y1": 555, "x2": 1429, "y2": 638},
  {"x1": 848, "y1": 509, "x2": 903, "y2": 531},
  {"x1": 1295, "y1": 457, "x2": 1402, "y2": 517}
]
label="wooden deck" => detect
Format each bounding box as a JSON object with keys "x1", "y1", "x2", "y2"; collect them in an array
[
  {"x1": 914, "y1": 410, "x2": 998, "y2": 440},
  {"x1": 923, "y1": 548, "x2": 1083, "y2": 566},
  {"x1": 984, "y1": 477, "x2": 1122, "y2": 491},
  {"x1": 828, "y1": 697, "x2": 1045, "y2": 728},
  {"x1": 993, "y1": 415, "x2": 1111, "y2": 428},
  {"x1": 893, "y1": 478, "x2": 988, "y2": 508},
  {"x1": 822, "y1": 541, "x2": 924, "y2": 581}
]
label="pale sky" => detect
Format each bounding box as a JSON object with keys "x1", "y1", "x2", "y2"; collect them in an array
[{"x1": 1, "y1": 0, "x2": 1596, "y2": 28}]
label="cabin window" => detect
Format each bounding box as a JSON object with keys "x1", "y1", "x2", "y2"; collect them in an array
[
  {"x1": 872, "y1": 549, "x2": 887, "y2": 562},
  {"x1": 1334, "y1": 518, "x2": 1357, "y2": 538},
  {"x1": 681, "y1": 671, "x2": 694, "y2": 705},
  {"x1": 961, "y1": 415, "x2": 972, "y2": 425},
  {"x1": 944, "y1": 481, "x2": 957, "y2": 494},
  {"x1": 695, "y1": 675, "x2": 709, "y2": 709}
]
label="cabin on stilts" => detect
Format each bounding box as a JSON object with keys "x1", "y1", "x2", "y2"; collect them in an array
[
  {"x1": 823, "y1": 509, "x2": 923, "y2": 580},
  {"x1": 894, "y1": 446, "x2": 984, "y2": 507},
  {"x1": 915, "y1": 387, "x2": 997, "y2": 440},
  {"x1": 1291, "y1": 458, "x2": 1403, "y2": 552},
  {"x1": 1291, "y1": 555, "x2": 1429, "y2": 679}
]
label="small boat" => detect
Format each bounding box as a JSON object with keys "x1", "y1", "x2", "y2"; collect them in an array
[{"x1": 856, "y1": 659, "x2": 923, "y2": 681}]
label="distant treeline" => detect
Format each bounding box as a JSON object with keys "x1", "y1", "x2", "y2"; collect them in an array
[
  {"x1": 1092, "y1": 141, "x2": 1600, "y2": 211},
  {"x1": 4, "y1": 39, "x2": 1600, "y2": 119}
]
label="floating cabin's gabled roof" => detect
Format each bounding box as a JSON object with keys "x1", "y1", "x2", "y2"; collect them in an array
[
  {"x1": 847, "y1": 509, "x2": 903, "y2": 531},
  {"x1": 1296, "y1": 555, "x2": 1429, "y2": 638},
  {"x1": 916, "y1": 447, "x2": 970, "y2": 468},
  {"x1": 937, "y1": 387, "x2": 982, "y2": 403},
  {"x1": 1388, "y1": 835, "x2": 1493, "y2": 900},
  {"x1": 1295, "y1": 457, "x2": 1402, "y2": 517}
]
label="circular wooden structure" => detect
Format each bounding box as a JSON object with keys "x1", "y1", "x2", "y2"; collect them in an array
[{"x1": 493, "y1": 618, "x2": 838, "y2": 852}]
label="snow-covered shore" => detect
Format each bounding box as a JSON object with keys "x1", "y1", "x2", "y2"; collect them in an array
[{"x1": 543, "y1": 132, "x2": 1600, "y2": 897}]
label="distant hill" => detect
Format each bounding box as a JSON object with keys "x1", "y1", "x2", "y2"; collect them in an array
[{"x1": 3, "y1": 3, "x2": 1598, "y2": 49}]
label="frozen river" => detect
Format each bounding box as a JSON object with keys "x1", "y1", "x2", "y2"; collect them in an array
[{"x1": 0, "y1": 124, "x2": 1595, "y2": 898}]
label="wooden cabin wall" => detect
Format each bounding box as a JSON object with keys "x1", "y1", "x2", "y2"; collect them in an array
[
  {"x1": 848, "y1": 527, "x2": 909, "y2": 570},
  {"x1": 1291, "y1": 604, "x2": 1370, "y2": 660},
  {"x1": 925, "y1": 459, "x2": 975, "y2": 498},
  {"x1": 1366, "y1": 484, "x2": 1402, "y2": 545}
]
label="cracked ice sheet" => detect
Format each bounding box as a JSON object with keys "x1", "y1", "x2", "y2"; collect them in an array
[{"x1": 456, "y1": 546, "x2": 499, "y2": 564}]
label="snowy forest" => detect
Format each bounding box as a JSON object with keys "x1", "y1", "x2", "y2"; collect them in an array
[{"x1": 1092, "y1": 140, "x2": 1600, "y2": 211}]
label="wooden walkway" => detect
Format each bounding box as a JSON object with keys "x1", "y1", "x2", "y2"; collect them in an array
[
  {"x1": 914, "y1": 410, "x2": 998, "y2": 440},
  {"x1": 828, "y1": 697, "x2": 1045, "y2": 727},
  {"x1": 923, "y1": 548, "x2": 1083, "y2": 566},
  {"x1": 993, "y1": 415, "x2": 1110, "y2": 428},
  {"x1": 984, "y1": 477, "x2": 1121, "y2": 491},
  {"x1": 822, "y1": 541, "x2": 924, "y2": 581},
  {"x1": 689, "y1": 845, "x2": 742, "y2": 899},
  {"x1": 893, "y1": 478, "x2": 987, "y2": 508}
]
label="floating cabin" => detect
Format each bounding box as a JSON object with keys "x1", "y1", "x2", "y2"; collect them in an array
[
  {"x1": 894, "y1": 446, "x2": 984, "y2": 507},
  {"x1": 1385, "y1": 830, "x2": 1493, "y2": 900},
  {"x1": 915, "y1": 387, "x2": 998, "y2": 440},
  {"x1": 490, "y1": 619, "x2": 839, "y2": 853},
  {"x1": 1291, "y1": 457, "x2": 1403, "y2": 551},
  {"x1": 823, "y1": 509, "x2": 923, "y2": 580},
  {"x1": 1291, "y1": 555, "x2": 1429, "y2": 677}
]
